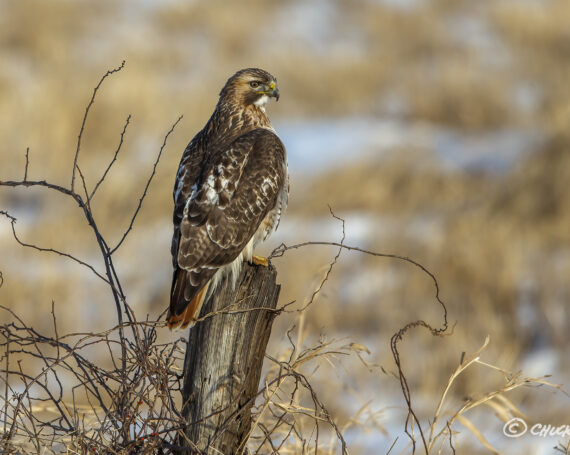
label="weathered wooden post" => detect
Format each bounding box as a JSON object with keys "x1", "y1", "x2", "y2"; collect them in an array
[{"x1": 179, "y1": 263, "x2": 280, "y2": 454}]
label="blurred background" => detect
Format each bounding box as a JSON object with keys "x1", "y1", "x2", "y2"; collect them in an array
[{"x1": 1, "y1": 0, "x2": 569, "y2": 453}]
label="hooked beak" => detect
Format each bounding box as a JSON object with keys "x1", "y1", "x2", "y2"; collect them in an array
[
  {"x1": 260, "y1": 81, "x2": 280, "y2": 101},
  {"x1": 270, "y1": 84, "x2": 280, "y2": 102}
]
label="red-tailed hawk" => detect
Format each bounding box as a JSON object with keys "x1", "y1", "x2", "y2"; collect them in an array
[{"x1": 167, "y1": 68, "x2": 288, "y2": 329}]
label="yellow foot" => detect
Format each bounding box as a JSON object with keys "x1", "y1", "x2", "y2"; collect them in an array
[{"x1": 251, "y1": 255, "x2": 269, "y2": 267}]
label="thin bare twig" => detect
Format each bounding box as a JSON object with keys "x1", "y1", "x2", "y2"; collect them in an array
[
  {"x1": 89, "y1": 114, "x2": 131, "y2": 202},
  {"x1": 111, "y1": 114, "x2": 183, "y2": 254},
  {"x1": 0, "y1": 210, "x2": 109, "y2": 283},
  {"x1": 71, "y1": 60, "x2": 126, "y2": 191},
  {"x1": 297, "y1": 206, "x2": 345, "y2": 313},
  {"x1": 24, "y1": 148, "x2": 30, "y2": 182},
  {"x1": 74, "y1": 163, "x2": 90, "y2": 207},
  {"x1": 271, "y1": 240, "x2": 448, "y2": 327}
]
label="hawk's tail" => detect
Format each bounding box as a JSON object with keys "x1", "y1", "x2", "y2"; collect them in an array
[{"x1": 167, "y1": 269, "x2": 210, "y2": 330}]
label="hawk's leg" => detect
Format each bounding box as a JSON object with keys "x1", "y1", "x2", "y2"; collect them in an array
[{"x1": 251, "y1": 255, "x2": 269, "y2": 267}]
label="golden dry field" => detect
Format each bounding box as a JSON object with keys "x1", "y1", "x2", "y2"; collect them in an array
[{"x1": 1, "y1": 0, "x2": 569, "y2": 453}]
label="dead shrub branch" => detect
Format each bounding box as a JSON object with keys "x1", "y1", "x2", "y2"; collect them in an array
[{"x1": 1, "y1": 62, "x2": 186, "y2": 454}]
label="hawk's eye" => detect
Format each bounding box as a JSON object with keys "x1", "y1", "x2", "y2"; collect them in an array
[{"x1": 249, "y1": 81, "x2": 261, "y2": 89}]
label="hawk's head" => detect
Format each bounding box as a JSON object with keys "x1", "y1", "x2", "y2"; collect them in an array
[{"x1": 220, "y1": 68, "x2": 279, "y2": 110}]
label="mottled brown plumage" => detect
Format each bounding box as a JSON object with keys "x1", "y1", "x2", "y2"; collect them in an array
[{"x1": 167, "y1": 68, "x2": 288, "y2": 329}]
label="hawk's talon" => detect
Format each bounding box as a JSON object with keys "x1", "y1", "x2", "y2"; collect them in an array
[{"x1": 251, "y1": 255, "x2": 269, "y2": 267}]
